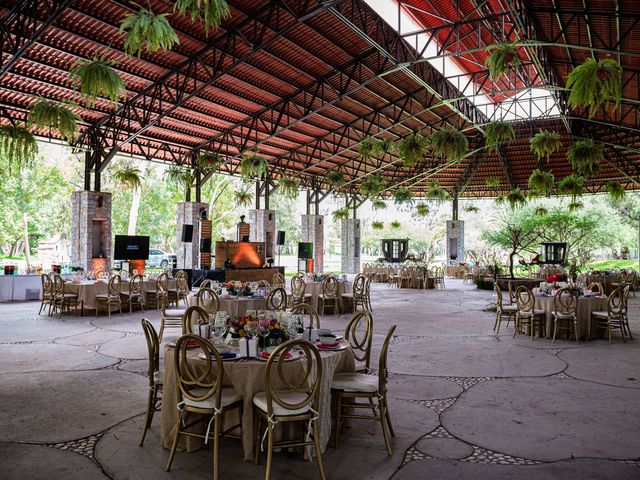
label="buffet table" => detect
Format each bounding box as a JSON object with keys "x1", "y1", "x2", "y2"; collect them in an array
[{"x1": 0, "y1": 274, "x2": 72, "y2": 302}]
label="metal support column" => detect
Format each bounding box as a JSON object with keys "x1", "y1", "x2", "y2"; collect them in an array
[{"x1": 452, "y1": 196, "x2": 459, "y2": 221}]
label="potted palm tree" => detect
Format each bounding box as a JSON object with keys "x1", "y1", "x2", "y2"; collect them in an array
[
  {"x1": 277, "y1": 177, "x2": 300, "y2": 200},
  {"x1": 372, "y1": 221, "x2": 384, "y2": 230},
  {"x1": 530, "y1": 131, "x2": 562, "y2": 162},
  {"x1": 567, "y1": 140, "x2": 602, "y2": 178},
  {"x1": 397, "y1": 131, "x2": 426, "y2": 166},
  {"x1": 393, "y1": 187, "x2": 412, "y2": 205},
  {"x1": 28, "y1": 97, "x2": 81, "y2": 141},
  {"x1": 360, "y1": 174, "x2": 385, "y2": 197},
  {"x1": 326, "y1": 170, "x2": 345, "y2": 188},
  {"x1": 484, "y1": 121, "x2": 515, "y2": 152},
  {"x1": 557, "y1": 174, "x2": 585, "y2": 201},
  {"x1": 485, "y1": 42, "x2": 521, "y2": 80},
  {"x1": 606, "y1": 181, "x2": 625, "y2": 204},
  {"x1": 428, "y1": 128, "x2": 468, "y2": 162},
  {"x1": 505, "y1": 188, "x2": 527, "y2": 209},
  {"x1": 240, "y1": 152, "x2": 268, "y2": 179},
  {"x1": 527, "y1": 169, "x2": 555, "y2": 197},
  {"x1": 174, "y1": 0, "x2": 230, "y2": 34},
  {"x1": 68, "y1": 53, "x2": 126, "y2": 107},
  {"x1": 566, "y1": 58, "x2": 622, "y2": 118},
  {"x1": 120, "y1": 5, "x2": 179, "y2": 57},
  {"x1": 0, "y1": 125, "x2": 38, "y2": 172},
  {"x1": 113, "y1": 164, "x2": 143, "y2": 235}
]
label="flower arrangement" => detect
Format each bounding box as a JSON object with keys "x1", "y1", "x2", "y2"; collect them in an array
[
  {"x1": 227, "y1": 314, "x2": 254, "y2": 338},
  {"x1": 222, "y1": 281, "x2": 242, "y2": 295},
  {"x1": 262, "y1": 318, "x2": 289, "y2": 347}
]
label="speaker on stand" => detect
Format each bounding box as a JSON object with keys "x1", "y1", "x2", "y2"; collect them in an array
[
  {"x1": 277, "y1": 230, "x2": 285, "y2": 266},
  {"x1": 181, "y1": 224, "x2": 193, "y2": 269}
]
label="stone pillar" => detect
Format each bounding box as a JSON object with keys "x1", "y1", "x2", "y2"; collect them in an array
[
  {"x1": 249, "y1": 209, "x2": 276, "y2": 259},
  {"x1": 176, "y1": 201, "x2": 209, "y2": 269},
  {"x1": 446, "y1": 220, "x2": 465, "y2": 264},
  {"x1": 70, "y1": 191, "x2": 112, "y2": 272},
  {"x1": 301, "y1": 214, "x2": 324, "y2": 273},
  {"x1": 341, "y1": 218, "x2": 361, "y2": 274}
]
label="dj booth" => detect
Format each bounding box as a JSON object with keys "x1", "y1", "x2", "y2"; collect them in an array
[{"x1": 173, "y1": 267, "x2": 285, "y2": 290}]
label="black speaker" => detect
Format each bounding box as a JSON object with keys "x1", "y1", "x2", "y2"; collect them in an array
[
  {"x1": 181, "y1": 224, "x2": 194, "y2": 243},
  {"x1": 277, "y1": 231, "x2": 285, "y2": 246},
  {"x1": 200, "y1": 238, "x2": 211, "y2": 252}
]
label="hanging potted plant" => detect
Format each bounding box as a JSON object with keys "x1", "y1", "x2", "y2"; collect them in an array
[
  {"x1": 606, "y1": 181, "x2": 625, "y2": 204},
  {"x1": 371, "y1": 198, "x2": 387, "y2": 210},
  {"x1": 485, "y1": 177, "x2": 501, "y2": 189},
  {"x1": 393, "y1": 186, "x2": 413, "y2": 205},
  {"x1": 28, "y1": 97, "x2": 81, "y2": 141},
  {"x1": 372, "y1": 221, "x2": 384, "y2": 230},
  {"x1": 415, "y1": 203, "x2": 429, "y2": 216},
  {"x1": 373, "y1": 138, "x2": 394, "y2": 158},
  {"x1": 326, "y1": 170, "x2": 345, "y2": 188},
  {"x1": 359, "y1": 174, "x2": 385, "y2": 197},
  {"x1": 332, "y1": 207, "x2": 350, "y2": 221},
  {"x1": 196, "y1": 151, "x2": 224, "y2": 174},
  {"x1": 463, "y1": 204, "x2": 480, "y2": 214},
  {"x1": 567, "y1": 139, "x2": 602, "y2": 178},
  {"x1": 174, "y1": 0, "x2": 230, "y2": 35},
  {"x1": 535, "y1": 206, "x2": 549, "y2": 217},
  {"x1": 120, "y1": 4, "x2": 179, "y2": 58},
  {"x1": 68, "y1": 53, "x2": 126, "y2": 107},
  {"x1": 527, "y1": 169, "x2": 555, "y2": 197},
  {"x1": 0, "y1": 124, "x2": 38, "y2": 171},
  {"x1": 164, "y1": 165, "x2": 193, "y2": 189},
  {"x1": 568, "y1": 201, "x2": 584, "y2": 212},
  {"x1": 485, "y1": 42, "x2": 521, "y2": 80},
  {"x1": 397, "y1": 131, "x2": 426, "y2": 166},
  {"x1": 484, "y1": 120, "x2": 515, "y2": 152},
  {"x1": 277, "y1": 177, "x2": 300, "y2": 200},
  {"x1": 428, "y1": 128, "x2": 468, "y2": 162},
  {"x1": 505, "y1": 188, "x2": 527, "y2": 209},
  {"x1": 233, "y1": 189, "x2": 253, "y2": 207},
  {"x1": 390, "y1": 220, "x2": 401, "y2": 229},
  {"x1": 359, "y1": 137, "x2": 377, "y2": 160},
  {"x1": 426, "y1": 181, "x2": 450, "y2": 202},
  {"x1": 494, "y1": 195, "x2": 505, "y2": 206},
  {"x1": 566, "y1": 58, "x2": 622, "y2": 118},
  {"x1": 557, "y1": 174, "x2": 585, "y2": 201},
  {"x1": 530, "y1": 131, "x2": 562, "y2": 162},
  {"x1": 240, "y1": 152, "x2": 268, "y2": 179}
]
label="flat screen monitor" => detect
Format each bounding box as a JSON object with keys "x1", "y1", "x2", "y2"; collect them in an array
[
  {"x1": 298, "y1": 242, "x2": 313, "y2": 259},
  {"x1": 114, "y1": 235, "x2": 150, "y2": 260}
]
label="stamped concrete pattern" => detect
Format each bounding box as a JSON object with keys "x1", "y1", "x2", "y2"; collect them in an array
[{"x1": 0, "y1": 279, "x2": 639, "y2": 479}]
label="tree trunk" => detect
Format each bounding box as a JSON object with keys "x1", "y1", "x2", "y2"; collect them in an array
[
  {"x1": 509, "y1": 250, "x2": 516, "y2": 279},
  {"x1": 127, "y1": 186, "x2": 141, "y2": 236},
  {"x1": 23, "y1": 212, "x2": 31, "y2": 266}
]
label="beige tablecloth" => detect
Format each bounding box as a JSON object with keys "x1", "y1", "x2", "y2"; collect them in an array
[
  {"x1": 534, "y1": 295, "x2": 607, "y2": 339},
  {"x1": 188, "y1": 293, "x2": 267, "y2": 318},
  {"x1": 303, "y1": 281, "x2": 351, "y2": 312},
  {"x1": 160, "y1": 346, "x2": 355, "y2": 460},
  {"x1": 65, "y1": 279, "x2": 175, "y2": 311}
]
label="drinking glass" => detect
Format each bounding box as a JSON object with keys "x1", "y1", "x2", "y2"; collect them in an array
[
  {"x1": 257, "y1": 310, "x2": 266, "y2": 321},
  {"x1": 258, "y1": 319, "x2": 271, "y2": 352},
  {"x1": 214, "y1": 317, "x2": 227, "y2": 341},
  {"x1": 247, "y1": 309, "x2": 257, "y2": 318}
]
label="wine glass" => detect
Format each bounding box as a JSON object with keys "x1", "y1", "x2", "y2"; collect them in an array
[
  {"x1": 247, "y1": 309, "x2": 257, "y2": 319},
  {"x1": 245, "y1": 320, "x2": 258, "y2": 339},
  {"x1": 214, "y1": 317, "x2": 227, "y2": 342},
  {"x1": 258, "y1": 319, "x2": 271, "y2": 352}
]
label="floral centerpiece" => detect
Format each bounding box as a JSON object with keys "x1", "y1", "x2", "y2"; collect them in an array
[
  {"x1": 227, "y1": 314, "x2": 255, "y2": 338},
  {"x1": 263, "y1": 319, "x2": 289, "y2": 348},
  {"x1": 222, "y1": 281, "x2": 243, "y2": 296}
]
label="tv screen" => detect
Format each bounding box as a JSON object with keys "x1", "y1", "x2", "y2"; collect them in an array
[
  {"x1": 114, "y1": 235, "x2": 150, "y2": 260},
  {"x1": 298, "y1": 242, "x2": 313, "y2": 259}
]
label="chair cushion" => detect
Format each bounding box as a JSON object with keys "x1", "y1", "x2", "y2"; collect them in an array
[
  {"x1": 591, "y1": 311, "x2": 609, "y2": 318},
  {"x1": 331, "y1": 372, "x2": 378, "y2": 393},
  {"x1": 501, "y1": 305, "x2": 517, "y2": 312},
  {"x1": 183, "y1": 387, "x2": 241, "y2": 410},
  {"x1": 252, "y1": 391, "x2": 311, "y2": 416},
  {"x1": 552, "y1": 312, "x2": 575, "y2": 320},
  {"x1": 518, "y1": 309, "x2": 545, "y2": 316},
  {"x1": 164, "y1": 308, "x2": 186, "y2": 317}
]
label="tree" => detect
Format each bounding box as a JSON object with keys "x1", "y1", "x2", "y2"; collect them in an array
[{"x1": 111, "y1": 162, "x2": 143, "y2": 235}]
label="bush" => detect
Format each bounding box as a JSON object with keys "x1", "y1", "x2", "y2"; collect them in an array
[{"x1": 475, "y1": 277, "x2": 494, "y2": 290}]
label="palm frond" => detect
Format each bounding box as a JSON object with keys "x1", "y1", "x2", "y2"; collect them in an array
[
  {"x1": 68, "y1": 53, "x2": 126, "y2": 107},
  {"x1": 371, "y1": 221, "x2": 384, "y2": 230},
  {"x1": 396, "y1": 131, "x2": 426, "y2": 166},
  {"x1": 0, "y1": 125, "x2": 38, "y2": 171},
  {"x1": 277, "y1": 177, "x2": 300, "y2": 200},
  {"x1": 530, "y1": 131, "x2": 562, "y2": 162},
  {"x1": 28, "y1": 97, "x2": 81, "y2": 141},
  {"x1": 484, "y1": 121, "x2": 516, "y2": 152},
  {"x1": 606, "y1": 181, "x2": 626, "y2": 204},
  {"x1": 567, "y1": 58, "x2": 622, "y2": 118},
  {"x1": 240, "y1": 152, "x2": 268, "y2": 179},
  {"x1": 527, "y1": 169, "x2": 555, "y2": 198},
  {"x1": 393, "y1": 186, "x2": 413, "y2": 205},
  {"x1": 485, "y1": 42, "x2": 521, "y2": 80},
  {"x1": 113, "y1": 165, "x2": 143, "y2": 189},
  {"x1": 428, "y1": 128, "x2": 468, "y2": 162},
  {"x1": 567, "y1": 139, "x2": 602, "y2": 178},
  {"x1": 174, "y1": 0, "x2": 230, "y2": 35},
  {"x1": 120, "y1": 5, "x2": 179, "y2": 57}
]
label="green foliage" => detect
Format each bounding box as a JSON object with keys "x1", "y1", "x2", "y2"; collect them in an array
[
  {"x1": 428, "y1": 128, "x2": 468, "y2": 162},
  {"x1": 28, "y1": 97, "x2": 81, "y2": 141},
  {"x1": 568, "y1": 201, "x2": 584, "y2": 212},
  {"x1": 68, "y1": 53, "x2": 126, "y2": 107},
  {"x1": 164, "y1": 165, "x2": 193, "y2": 189},
  {"x1": 527, "y1": 169, "x2": 554, "y2": 197},
  {"x1": 359, "y1": 174, "x2": 385, "y2": 197},
  {"x1": 567, "y1": 140, "x2": 602, "y2": 178},
  {"x1": 174, "y1": 0, "x2": 230, "y2": 35},
  {"x1": 332, "y1": 207, "x2": 350, "y2": 221},
  {"x1": 475, "y1": 277, "x2": 494, "y2": 290},
  {"x1": 372, "y1": 221, "x2": 384, "y2": 230},
  {"x1": 233, "y1": 189, "x2": 253, "y2": 207},
  {"x1": 530, "y1": 131, "x2": 562, "y2": 162},
  {"x1": 393, "y1": 186, "x2": 412, "y2": 205},
  {"x1": 415, "y1": 203, "x2": 429, "y2": 216},
  {"x1": 277, "y1": 177, "x2": 300, "y2": 200},
  {"x1": 120, "y1": 5, "x2": 179, "y2": 57},
  {"x1": 371, "y1": 198, "x2": 387, "y2": 210},
  {"x1": 373, "y1": 138, "x2": 394, "y2": 157},
  {"x1": 426, "y1": 181, "x2": 449, "y2": 201},
  {"x1": 396, "y1": 131, "x2": 426, "y2": 166},
  {"x1": 0, "y1": 125, "x2": 38, "y2": 172},
  {"x1": 197, "y1": 152, "x2": 224, "y2": 174},
  {"x1": 606, "y1": 181, "x2": 625, "y2": 204},
  {"x1": 485, "y1": 43, "x2": 521, "y2": 80},
  {"x1": 359, "y1": 137, "x2": 376, "y2": 160},
  {"x1": 240, "y1": 152, "x2": 268, "y2": 179},
  {"x1": 485, "y1": 177, "x2": 501, "y2": 189},
  {"x1": 463, "y1": 204, "x2": 479, "y2": 214},
  {"x1": 326, "y1": 170, "x2": 345, "y2": 187},
  {"x1": 113, "y1": 165, "x2": 143, "y2": 189},
  {"x1": 505, "y1": 188, "x2": 527, "y2": 209},
  {"x1": 484, "y1": 121, "x2": 516, "y2": 152},
  {"x1": 567, "y1": 58, "x2": 622, "y2": 118},
  {"x1": 557, "y1": 174, "x2": 585, "y2": 201},
  {"x1": 390, "y1": 220, "x2": 401, "y2": 229},
  {"x1": 535, "y1": 206, "x2": 548, "y2": 216}
]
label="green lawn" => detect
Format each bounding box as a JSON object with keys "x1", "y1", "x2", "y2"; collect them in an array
[{"x1": 586, "y1": 259, "x2": 639, "y2": 271}]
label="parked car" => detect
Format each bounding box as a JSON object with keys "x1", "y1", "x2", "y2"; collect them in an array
[{"x1": 147, "y1": 248, "x2": 176, "y2": 269}]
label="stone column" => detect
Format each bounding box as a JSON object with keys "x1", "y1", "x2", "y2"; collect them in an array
[
  {"x1": 341, "y1": 218, "x2": 361, "y2": 274},
  {"x1": 249, "y1": 209, "x2": 276, "y2": 259},
  {"x1": 70, "y1": 191, "x2": 112, "y2": 272},
  {"x1": 446, "y1": 220, "x2": 465, "y2": 263},
  {"x1": 176, "y1": 202, "x2": 209, "y2": 269},
  {"x1": 301, "y1": 214, "x2": 324, "y2": 273}
]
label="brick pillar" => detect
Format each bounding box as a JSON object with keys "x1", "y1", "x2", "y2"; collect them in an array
[
  {"x1": 71, "y1": 191, "x2": 112, "y2": 272},
  {"x1": 446, "y1": 220, "x2": 465, "y2": 264},
  {"x1": 249, "y1": 209, "x2": 276, "y2": 259},
  {"x1": 341, "y1": 218, "x2": 361, "y2": 274},
  {"x1": 176, "y1": 202, "x2": 209, "y2": 269},
  {"x1": 301, "y1": 214, "x2": 324, "y2": 273}
]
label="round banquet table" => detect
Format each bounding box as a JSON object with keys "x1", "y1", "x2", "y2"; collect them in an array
[
  {"x1": 64, "y1": 278, "x2": 175, "y2": 312},
  {"x1": 303, "y1": 280, "x2": 351, "y2": 312},
  {"x1": 160, "y1": 344, "x2": 355, "y2": 460},
  {"x1": 534, "y1": 294, "x2": 608, "y2": 339},
  {"x1": 187, "y1": 293, "x2": 267, "y2": 317}
]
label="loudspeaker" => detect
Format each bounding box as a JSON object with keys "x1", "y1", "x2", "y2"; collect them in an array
[
  {"x1": 277, "y1": 231, "x2": 285, "y2": 246},
  {"x1": 200, "y1": 238, "x2": 211, "y2": 253},
  {"x1": 181, "y1": 224, "x2": 194, "y2": 243}
]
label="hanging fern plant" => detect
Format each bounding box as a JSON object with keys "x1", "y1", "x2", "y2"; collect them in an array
[
  {"x1": 397, "y1": 131, "x2": 426, "y2": 166},
  {"x1": 426, "y1": 181, "x2": 450, "y2": 202},
  {"x1": 568, "y1": 201, "x2": 584, "y2": 213},
  {"x1": 567, "y1": 139, "x2": 602, "y2": 178},
  {"x1": 372, "y1": 221, "x2": 384, "y2": 230},
  {"x1": 485, "y1": 42, "x2": 521, "y2": 80},
  {"x1": 359, "y1": 137, "x2": 377, "y2": 160},
  {"x1": 393, "y1": 186, "x2": 413, "y2": 205},
  {"x1": 415, "y1": 203, "x2": 430, "y2": 217},
  {"x1": 360, "y1": 174, "x2": 385, "y2": 197},
  {"x1": 196, "y1": 152, "x2": 224, "y2": 174},
  {"x1": 371, "y1": 198, "x2": 387, "y2": 210},
  {"x1": 240, "y1": 152, "x2": 268, "y2": 179},
  {"x1": 0, "y1": 125, "x2": 38, "y2": 171},
  {"x1": 277, "y1": 177, "x2": 300, "y2": 200},
  {"x1": 505, "y1": 188, "x2": 527, "y2": 209},
  {"x1": 484, "y1": 121, "x2": 515, "y2": 152},
  {"x1": 174, "y1": 0, "x2": 230, "y2": 35},
  {"x1": 463, "y1": 204, "x2": 480, "y2": 214},
  {"x1": 557, "y1": 174, "x2": 585, "y2": 201},
  {"x1": 429, "y1": 128, "x2": 468, "y2": 162},
  {"x1": 566, "y1": 58, "x2": 622, "y2": 118},
  {"x1": 120, "y1": 5, "x2": 179, "y2": 58},
  {"x1": 326, "y1": 170, "x2": 345, "y2": 188},
  {"x1": 527, "y1": 169, "x2": 555, "y2": 198},
  {"x1": 606, "y1": 181, "x2": 626, "y2": 204},
  {"x1": 164, "y1": 165, "x2": 193, "y2": 189},
  {"x1": 530, "y1": 131, "x2": 562, "y2": 162},
  {"x1": 234, "y1": 189, "x2": 254, "y2": 207},
  {"x1": 494, "y1": 195, "x2": 505, "y2": 206},
  {"x1": 390, "y1": 220, "x2": 401, "y2": 229},
  {"x1": 373, "y1": 138, "x2": 394, "y2": 157},
  {"x1": 68, "y1": 53, "x2": 126, "y2": 107},
  {"x1": 28, "y1": 97, "x2": 81, "y2": 141},
  {"x1": 113, "y1": 164, "x2": 143, "y2": 189},
  {"x1": 485, "y1": 177, "x2": 501, "y2": 189},
  {"x1": 332, "y1": 207, "x2": 350, "y2": 221},
  {"x1": 535, "y1": 206, "x2": 549, "y2": 217}
]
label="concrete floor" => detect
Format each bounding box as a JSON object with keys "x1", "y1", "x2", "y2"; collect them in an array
[{"x1": 1, "y1": 279, "x2": 639, "y2": 479}]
